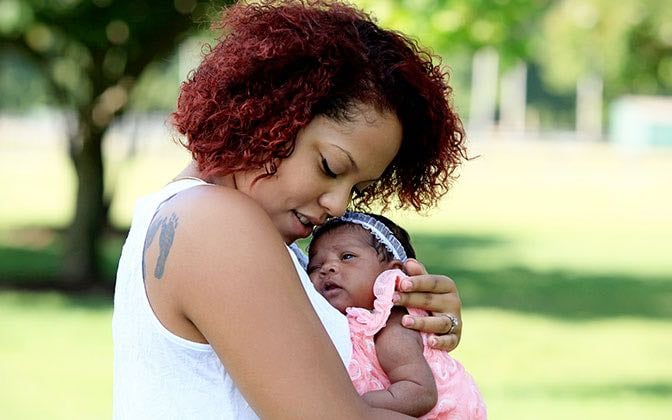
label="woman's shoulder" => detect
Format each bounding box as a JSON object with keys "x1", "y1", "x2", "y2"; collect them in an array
[
  {"x1": 141, "y1": 182, "x2": 297, "y2": 329},
  {"x1": 164, "y1": 183, "x2": 263, "y2": 215},
  {"x1": 141, "y1": 182, "x2": 297, "y2": 344},
  {"x1": 145, "y1": 183, "x2": 288, "y2": 286},
  {"x1": 158, "y1": 184, "x2": 276, "y2": 241}
]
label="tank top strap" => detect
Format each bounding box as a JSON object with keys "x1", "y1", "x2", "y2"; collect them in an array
[{"x1": 154, "y1": 177, "x2": 211, "y2": 208}]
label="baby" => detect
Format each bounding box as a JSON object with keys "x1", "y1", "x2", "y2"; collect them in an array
[{"x1": 308, "y1": 212, "x2": 487, "y2": 419}]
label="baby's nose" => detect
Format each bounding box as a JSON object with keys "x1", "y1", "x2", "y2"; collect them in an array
[{"x1": 320, "y1": 260, "x2": 339, "y2": 274}]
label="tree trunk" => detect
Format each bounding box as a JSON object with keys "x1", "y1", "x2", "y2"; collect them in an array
[{"x1": 62, "y1": 108, "x2": 106, "y2": 289}]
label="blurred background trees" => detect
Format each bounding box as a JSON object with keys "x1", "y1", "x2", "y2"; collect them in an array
[
  {"x1": 0, "y1": 0, "x2": 230, "y2": 287},
  {"x1": 2, "y1": 3, "x2": 670, "y2": 418},
  {"x1": 359, "y1": 0, "x2": 672, "y2": 129},
  {"x1": 0, "y1": 0, "x2": 670, "y2": 288},
  {"x1": 540, "y1": 0, "x2": 672, "y2": 97}
]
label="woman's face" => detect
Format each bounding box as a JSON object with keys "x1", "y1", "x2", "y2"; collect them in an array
[{"x1": 235, "y1": 104, "x2": 402, "y2": 243}]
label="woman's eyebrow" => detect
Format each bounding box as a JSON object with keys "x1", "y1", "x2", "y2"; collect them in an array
[{"x1": 329, "y1": 144, "x2": 358, "y2": 170}]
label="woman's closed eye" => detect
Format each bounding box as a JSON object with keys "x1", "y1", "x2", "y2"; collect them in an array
[{"x1": 321, "y1": 158, "x2": 337, "y2": 178}]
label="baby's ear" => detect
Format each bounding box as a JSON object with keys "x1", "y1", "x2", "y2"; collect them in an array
[{"x1": 386, "y1": 259, "x2": 404, "y2": 272}]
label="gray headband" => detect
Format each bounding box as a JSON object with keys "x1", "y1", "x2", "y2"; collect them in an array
[{"x1": 335, "y1": 212, "x2": 408, "y2": 262}]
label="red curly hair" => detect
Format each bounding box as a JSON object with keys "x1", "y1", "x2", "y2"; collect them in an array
[{"x1": 173, "y1": 0, "x2": 465, "y2": 211}]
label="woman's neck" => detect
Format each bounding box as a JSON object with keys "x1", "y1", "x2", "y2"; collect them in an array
[{"x1": 175, "y1": 160, "x2": 237, "y2": 189}]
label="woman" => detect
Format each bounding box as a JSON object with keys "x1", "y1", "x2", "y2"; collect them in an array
[{"x1": 113, "y1": 1, "x2": 466, "y2": 418}]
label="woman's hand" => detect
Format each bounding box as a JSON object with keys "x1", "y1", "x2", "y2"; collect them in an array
[{"x1": 394, "y1": 259, "x2": 462, "y2": 352}]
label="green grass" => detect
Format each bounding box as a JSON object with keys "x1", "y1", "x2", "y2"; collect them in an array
[
  {"x1": 454, "y1": 310, "x2": 672, "y2": 419},
  {"x1": 1, "y1": 136, "x2": 671, "y2": 419},
  {"x1": 0, "y1": 291, "x2": 112, "y2": 419}
]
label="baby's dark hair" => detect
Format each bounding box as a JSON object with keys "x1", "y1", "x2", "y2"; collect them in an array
[{"x1": 309, "y1": 213, "x2": 416, "y2": 263}]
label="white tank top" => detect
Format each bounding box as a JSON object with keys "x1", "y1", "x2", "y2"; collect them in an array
[{"x1": 112, "y1": 179, "x2": 351, "y2": 419}]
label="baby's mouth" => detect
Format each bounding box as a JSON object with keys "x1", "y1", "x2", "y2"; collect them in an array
[{"x1": 322, "y1": 280, "x2": 342, "y2": 294}]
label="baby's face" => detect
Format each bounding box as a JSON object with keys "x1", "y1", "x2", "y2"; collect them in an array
[{"x1": 308, "y1": 225, "x2": 390, "y2": 313}]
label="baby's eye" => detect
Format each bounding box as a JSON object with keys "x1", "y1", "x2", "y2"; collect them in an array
[
  {"x1": 307, "y1": 265, "x2": 319, "y2": 274},
  {"x1": 341, "y1": 253, "x2": 355, "y2": 260}
]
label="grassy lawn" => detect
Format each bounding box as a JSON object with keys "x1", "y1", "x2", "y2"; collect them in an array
[
  {"x1": 0, "y1": 292, "x2": 112, "y2": 419},
  {"x1": 1, "y1": 133, "x2": 671, "y2": 419}
]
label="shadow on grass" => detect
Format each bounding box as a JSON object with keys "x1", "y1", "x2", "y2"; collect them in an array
[
  {"x1": 2, "y1": 229, "x2": 671, "y2": 320},
  {"x1": 0, "y1": 227, "x2": 122, "y2": 292},
  {"x1": 413, "y1": 233, "x2": 672, "y2": 320},
  {"x1": 506, "y1": 381, "x2": 672, "y2": 399},
  {"x1": 0, "y1": 287, "x2": 113, "y2": 311}
]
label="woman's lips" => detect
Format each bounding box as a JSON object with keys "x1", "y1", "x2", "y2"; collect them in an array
[
  {"x1": 291, "y1": 211, "x2": 314, "y2": 238},
  {"x1": 294, "y1": 211, "x2": 313, "y2": 226}
]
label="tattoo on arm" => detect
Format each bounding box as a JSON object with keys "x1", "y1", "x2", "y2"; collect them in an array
[
  {"x1": 142, "y1": 216, "x2": 162, "y2": 276},
  {"x1": 155, "y1": 213, "x2": 179, "y2": 279},
  {"x1": 142, "y1": 213, "x2": 179, "y2": 280},
  {"x1": 144, "y1": 217, "x2": 162, "y2": 251}
]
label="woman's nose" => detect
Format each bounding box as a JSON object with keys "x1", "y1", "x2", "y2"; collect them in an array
[{"x1": 318, "y1": 187, "x2": 352, "y2": 218}]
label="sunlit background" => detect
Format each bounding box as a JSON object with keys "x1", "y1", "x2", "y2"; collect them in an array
[{"x1": 1, "y1": 0, "x2": 671, "y2": 418}]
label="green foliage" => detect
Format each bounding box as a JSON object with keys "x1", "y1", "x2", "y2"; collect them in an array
[
  {"x1": 0, "y1": 47, "x2": 51, "y2": 109},
  {"x1": 536, "y1": 0, "x2": 672, "y2": 97},
  {"x1": 0, "y1": 0, "x2": 228, "y2": 116},
  {"x1": 355, "y1": 0, "x2": 672, "y2": 103},
  {"x1": 356, "y1": 0, "x2": 552, "y2": 68},
  {"x1": 126, "y1": 54, "x2": 180, "y2": 112},
  {"x1": 0, "y1": 0, "x2": 233, "y2": 286}
]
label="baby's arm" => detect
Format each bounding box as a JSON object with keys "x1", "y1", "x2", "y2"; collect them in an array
[{"x1": 363, "y1": 307, "x2": 438, "y2": 417}]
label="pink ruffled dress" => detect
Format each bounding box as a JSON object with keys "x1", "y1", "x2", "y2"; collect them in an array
[{"x1": 346, "y1": 269, "x2": 487, "y2": 419}]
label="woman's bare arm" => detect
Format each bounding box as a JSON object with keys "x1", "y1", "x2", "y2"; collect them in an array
[
  {"x1": 143, "y1": 186, "x2": 412, "y2": 419},
  {"x1": 361, "y1": 308, "x2": 438, "y2": 417}
]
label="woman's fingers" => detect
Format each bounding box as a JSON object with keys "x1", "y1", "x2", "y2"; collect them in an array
[
  {"x1": 394, "y1": 291, "x2": 447, "y2": 313},
  {"x1": 398, "y1": 272, "x2": 458, "y2": 296},
  {"x1": 399, "y1": 259, "x2": 463, "y2": 351},
  {"x1": 403, "y1": 258, "x2": 428, "y2": 276},
  {"x1": 397, "y1": 275, "x2": 457, "y2": 296},
  {"x1": 400, "y1": 313, "x2": 462, "y2": 351},
  {"x1": 401, "y1": 312, "x2": 462, "y2": 335},
  {"x1": 428, "y1": 332, "x2": 460, "y2": 352},
  {"x1": 394, "y1": 279, "x2": 461, "y2": 312}
]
